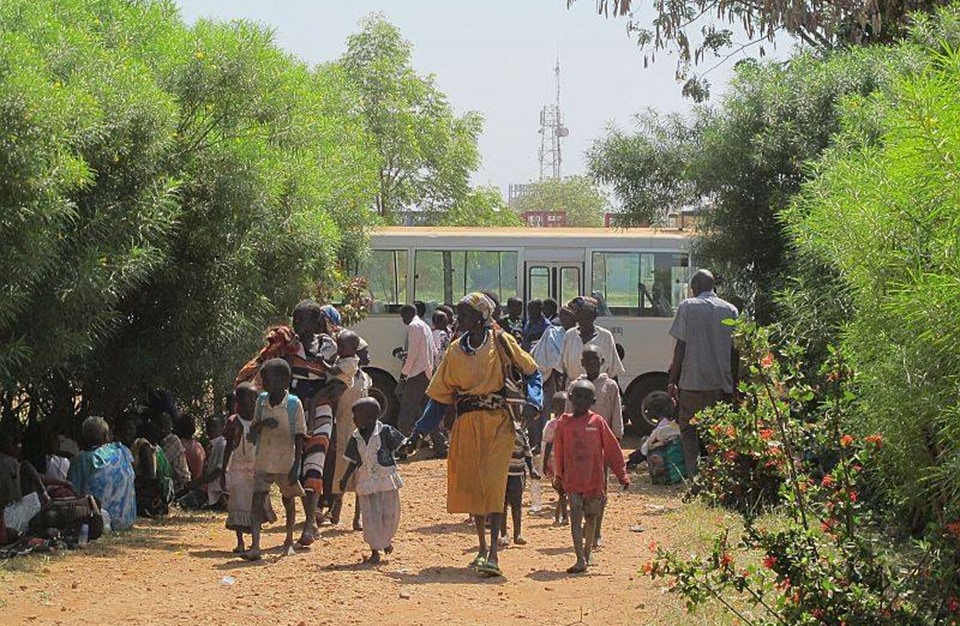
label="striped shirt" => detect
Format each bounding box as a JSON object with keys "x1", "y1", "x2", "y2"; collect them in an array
[{"x1": 508, "y1": 427, "x2": 533, "y2": 477}]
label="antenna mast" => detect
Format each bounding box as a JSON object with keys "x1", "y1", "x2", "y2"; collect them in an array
[{"x1": 538, "y1": 58, "x2": 568, "y2": 180}]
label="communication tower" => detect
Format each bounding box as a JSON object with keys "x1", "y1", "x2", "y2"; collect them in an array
[{"x1": 538, "y1": 59, "x2": 569, "y2": 180}]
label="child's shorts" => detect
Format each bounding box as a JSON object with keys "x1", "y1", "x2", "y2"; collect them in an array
[
  {"x1": 253, "y1": 471, "x2": 306, "y2": 498},
  {"x1": 505, "y1": 474, "x2": 525, "y2": 506},
  {"x1": 567, "y1": 492, "x2": 602, "y2": 515}
]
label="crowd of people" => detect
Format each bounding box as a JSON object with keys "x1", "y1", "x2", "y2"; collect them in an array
[{"x1": 0, "y1": 270, "x2": 740, "y2": 579}]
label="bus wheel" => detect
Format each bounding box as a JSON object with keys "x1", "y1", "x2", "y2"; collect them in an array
[
  {"x1": 625, "y1": 375, "x2": 669, "y2": 436},
  {"x1": 367, "y1": 371, "x2": 400, "y2": 427}
]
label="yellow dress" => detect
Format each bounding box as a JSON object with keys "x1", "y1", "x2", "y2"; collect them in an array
[{"x1": 426, "y1": 330, "x2": 539, "y2": 515}]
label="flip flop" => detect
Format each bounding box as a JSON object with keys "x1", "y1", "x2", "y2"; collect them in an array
[
  {"x1": 468, "y1": 553, "x2": 486, "y2": 569},
  {"x1": 477, "y1": 561, "x2": 503, "y2": 578}
]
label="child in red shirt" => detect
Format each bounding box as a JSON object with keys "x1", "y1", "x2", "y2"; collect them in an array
[{"x1": 552, "y1": 379, "x2": 629, "y2": 574}]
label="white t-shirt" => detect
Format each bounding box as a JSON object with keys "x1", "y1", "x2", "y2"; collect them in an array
[
  {"x1": 44, "y1": 455, "x2": 70, "y2": 482},
  {"x1": 558, "y1": 325, "x2": 625, "y2": 382}
]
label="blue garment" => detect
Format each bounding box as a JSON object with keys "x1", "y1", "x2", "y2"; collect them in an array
[
  {"x1": 68, "y1": 443, "x2": 137, "y2": 530},
  {"x1": 530, "y1": 323, "x2": 566, "y2": 378},
  {"x1": 521, "y1": 315, "x2": 550, "y2": 352}
]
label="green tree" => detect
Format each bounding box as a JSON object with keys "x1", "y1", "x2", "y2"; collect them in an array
[
  {"x1": 439, "y1": 186, "x2": 524, "y2": 227},
  {"x1": 787, "y1": 6, "x2": 960, "y2": 525},
  {"x1": 511, "y1": 176, "x2": 607, "y2": 227},
  {"x1": 588, "y1": 50, "x2": 919, "y2": 321},
  {"x1": 339, "y1": 14, "x2": 483, "y2": 223},
  {"x1": 574, "y1": 0, "x2": 946, "y2": 100},
  {"x1": 0, "y1": 0, "x2": 378, "y2": 425}
]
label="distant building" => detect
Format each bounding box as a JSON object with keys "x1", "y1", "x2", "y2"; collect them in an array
[
  {"x1": 604, "y1": 207, "x2": 701, "y2": 230},
  {"x1": 523, "y1": 210, "x2": 566, "y2": 228}
]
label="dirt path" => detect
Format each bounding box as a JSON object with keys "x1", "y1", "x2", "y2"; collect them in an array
[{"x1": 2, "y1": 455, "x2": 692, "y2": 626}]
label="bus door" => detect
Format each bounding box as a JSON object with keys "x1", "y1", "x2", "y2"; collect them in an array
[{"x1": 524, "y1": 262, "x2": 583, "y2": 305}]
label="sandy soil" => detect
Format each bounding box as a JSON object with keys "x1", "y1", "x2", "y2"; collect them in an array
[{"x1": 2, "y1": 453, "x2": 690, "y2": 626}]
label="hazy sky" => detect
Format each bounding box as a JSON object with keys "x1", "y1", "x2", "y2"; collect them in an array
[{"x1": 175, "y1": 1, "x2": 774, "y2": 194}]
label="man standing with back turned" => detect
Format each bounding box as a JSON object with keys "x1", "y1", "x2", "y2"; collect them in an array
[
  {"x1": 667, "y1": 270, "x2": 738, "y2": 477},
  {"x1": 397, "y1": 304, "x2": 442, "y2": 453}
]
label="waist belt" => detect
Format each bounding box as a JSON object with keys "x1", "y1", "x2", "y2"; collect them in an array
[{"x1": 455, "y1": 393, "x2": 505, "y2": 415}]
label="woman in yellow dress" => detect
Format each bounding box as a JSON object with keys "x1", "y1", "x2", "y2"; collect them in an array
[{"x1": 403, "y1": 292, "x2": 542, "y2": 577}]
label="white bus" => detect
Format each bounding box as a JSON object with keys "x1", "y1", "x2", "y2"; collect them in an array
[{"x1": 350, "y1": 227, "x2": 694, "y2": 434}]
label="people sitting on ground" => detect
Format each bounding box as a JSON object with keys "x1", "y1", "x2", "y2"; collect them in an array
[
  {"x1": 116, "y1": 413, "x2": 174, "y2": 518},
  {"x1": 521, "y1": 298, "x2": 549, "y2": 352},
  {"x1": 339, "y1": 397, "x2": 405, "y2": 564},
  {"x1": 202, "y1": 415, "x2": 227, "y2": 509},
  {"x1": 542, "y1": 392, "x2": 568, "y2": 525},
  {"x1": 243, "y1": 358, "x2": 306, "y2": 561},
  {"x1": 67, "y1": 416, "x2": 137, "y2": 531},
  {"x1": 503, "y1": 296, "x2": 525, "y2": 343},
  {"x1": 552, "y1": 380, "x2": 630, "y2": 574},
  {"x1": 627, "y1": 393, "x2": 685, "y2": 483},
  {"x1": 156, "y1": 412, "x2": 191, "y2": 494},
  {"x1": 223, "y1": 383, "x2": 277, "y2": 554},
  {"x1": 499, "y1": 421, "x2": 539, "y2": 547},
  {"x1": 0, "y1": 423, "x2": 48, "y2": 513},
  {"x1": 22, "y1": 423, "x2": 75, "y2": 498}
]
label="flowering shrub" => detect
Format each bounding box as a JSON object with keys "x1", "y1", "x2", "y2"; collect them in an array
[
  {"x1": 315, "y1": 273, "x2": 373, "y2": 327},
  {"x1": 647, "y1": 321, "x2": 960, "y2": 625}
]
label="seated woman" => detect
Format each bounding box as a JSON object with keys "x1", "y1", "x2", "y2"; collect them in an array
[
  {"x1": 0, "y1": 424, "x2": 48, "y2": 513},
  {"x1": 22, "y1": 423, "x2": 75, "y2": 499},
  {"x1": 68, "y1": 416, "x2": 137, "y2": 531},
  {"x1": 115, "y1": 413, "x2": 173, "y2": 518}
]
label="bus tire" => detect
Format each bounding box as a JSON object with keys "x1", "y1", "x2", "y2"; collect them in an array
[
  {"x1": 624, "y1": 374, "x2": 669, "y2": 436},
  {"x1": 367, "y1": 370, "x2": 400, "y2": 427}
]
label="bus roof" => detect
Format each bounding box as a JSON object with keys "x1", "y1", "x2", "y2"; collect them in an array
[{"x1": 369, "y1": 226, "x2": 692, "y2": 248}]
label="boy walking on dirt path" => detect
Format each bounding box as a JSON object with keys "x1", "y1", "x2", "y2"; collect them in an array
[{"x1": 553, "y1": 380, "x2": 629, "y2": 574}]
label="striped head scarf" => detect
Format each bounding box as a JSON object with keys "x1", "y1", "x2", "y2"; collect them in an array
[{"x1": 459, "y1": 292, "x2": 495, "y2": 324}]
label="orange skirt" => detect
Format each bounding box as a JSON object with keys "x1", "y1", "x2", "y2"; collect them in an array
[{"x1": 446, "y1": 409, "x2": 515, "y2": 515}]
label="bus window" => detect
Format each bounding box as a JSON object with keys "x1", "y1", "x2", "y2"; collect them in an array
[
  {"x1": 559, "y1": 266, "x2": 580, "y2": 304},
  {"x1": 415, "y1": 249, "x2": 518, "y2": 306},
  {"x1": 592, "y1": 252, "x2": 640, "y2": 316},
  {"x1": 361, "y1": 249, "x2": 408, "y2": 314},
  {"x1": 640, "y1": 252, "x2": 689, "y2": 317},
  {"x1": 528, "y1": 266, "x2": 549, "y2": 301},
  {"x1": 592, "y1": 251, "x2": 689, "y2": 317}
]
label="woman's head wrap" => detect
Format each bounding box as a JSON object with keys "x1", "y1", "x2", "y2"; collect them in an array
[
  {"x1": 567, "y1": 296, "x2": 598, "y2": 315},
  {"x1": 320, "y1": 305, "x2": 342, "y2": 329},
  {"x1": 459, "y1": 292, "x2": 495, "y2": 323}
]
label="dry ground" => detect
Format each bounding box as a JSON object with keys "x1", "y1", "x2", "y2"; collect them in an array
[{"x1": 1, "y1": 447, "x2": 736, "y2": 626}]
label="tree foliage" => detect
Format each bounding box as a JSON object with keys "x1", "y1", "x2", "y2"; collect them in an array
[
  {"x1": 787, "y1": 7, "x2": 960, "y2": 526},
  {"x1": 575, "y1": 0, "x2": 948, "y2": 100},
  {"x1": 0, "y1": 0, "x2": 379, "y2": 427},
  {"x1": 438, "y1": 186, "x2": 524, "y2": 227},
  {"x1": 511, "y1": 176, "x2": 607, "y2": 227},
  {"x1": 589, "y1": 49, "x2": 919, "y2": 322},
  {"x1": 338, "y1": 14, "x2": 483, "y2": 223}
]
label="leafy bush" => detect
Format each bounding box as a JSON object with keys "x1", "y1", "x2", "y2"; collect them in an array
[
  {"x1": 0, "y1": 0, "x2": 379, "y2": 424},
  {"x1": 647, "y1": 321, "x2": 960, "y2": 625},
  {"x1": 786, "y1": 6, "x2": 960, "y2": 528}
]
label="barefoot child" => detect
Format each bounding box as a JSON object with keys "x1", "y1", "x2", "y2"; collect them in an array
[
  {"x1": 500, "y1": 422, "x2": 539, "y2": 546},
  {"x1": 564, "y1": 345, "x2": 624, "y2": 546},
  {"x1": 338, "y1": 398, "x2": 405, "y2": 564},
  {"x1": 542, "y1": 391, "x2": 568, "y2": 524},
  {"x1": 553, "y1": 380, "x2": 629, "y2": 574},
  {"x1": 222, "y1": 383, "x2": 277, "y2": 553},
  {"x1": 244, "y1": 359, "x2": 306, "y2": 560}
]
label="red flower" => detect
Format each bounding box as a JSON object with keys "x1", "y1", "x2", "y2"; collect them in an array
[
  {"x1": 821, "y1": 475, "x2": 835, "y2": 487},
  {"x1": 762, "y1": 555, "x2": 777, "y2": 569},
  {"x1": 759, "y1": 429, "x2": 774, "y2": 441},
  {"x1": 945, "y1": 521, "x2": 960, "y2": 539},
  {"x1": 642, "y1": 561, "x2": 654, "y2": 575},
  {"x1": 719, "y1": 553, "x2": 733, "y2": 568},
  {"x1": 849, "y1": 491, "x2": 858, "y2": 503},
  {"x1": 760, "y1": 353, "x2": 775, "y2": 369},
  {"x1": 724, "y1": 425, "x2": 736, "y2": 438},
  {"x1": 865, "y1": 434, "x2": 884, "y2": 447},
  {"x1": 724, "y1": 450, "x2": 738, "y2": 461},
  {"x1": 948, "y1": 597, "x2": 960, "y2": 613},
  {"x1": 839, "y1": 434, "x2": 854, "y2": 447}
]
